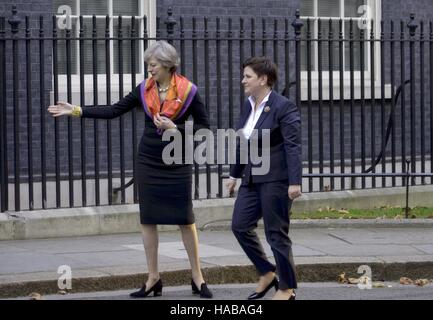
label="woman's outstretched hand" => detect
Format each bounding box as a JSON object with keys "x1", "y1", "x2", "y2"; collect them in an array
[{"x1": 47, "y1": 101, "x2": 74, "y2": 117}]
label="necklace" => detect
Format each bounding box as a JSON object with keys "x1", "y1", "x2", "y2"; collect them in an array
[{"x1": 158, "y1": 84, "x2": 170, "y2": 93}]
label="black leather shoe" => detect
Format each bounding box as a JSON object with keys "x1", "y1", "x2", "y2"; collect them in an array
[
  {"x1": 191, "y1": 279, "x2": 213, "y2": 298},
  {"x1": 248, "y1": 277, "x2": 279, "y2": 300},
  {"x1": 289, "y1": 290, "x2": 296, "y2": 300},
  {"x1": 130, "y1": 279, "x2": 163, "y2": 298}
]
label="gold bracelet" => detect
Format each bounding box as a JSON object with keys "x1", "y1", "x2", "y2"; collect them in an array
[{"x1": 71, "y1": 105, "x2": 82, "y2": 117}]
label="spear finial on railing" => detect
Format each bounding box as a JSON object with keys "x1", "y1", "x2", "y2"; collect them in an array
[
  {"x1": 407, "y1": 13, "x2": 418, "y2": 37},
  {"x1": 292, "y1": 9, "x2": 304, "y2": 39},
  {"x1": 165, "y1": 7, "x2": 177, "y2": 43},
  {"x1": 8, "y1": 6, "x2": 22, "y2": 34}
]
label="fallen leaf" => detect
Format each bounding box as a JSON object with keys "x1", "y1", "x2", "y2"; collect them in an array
[
  {"x1": 337, "y1": 273, "x2": 348, "y2": 284},
  {"x1": 348, "y1": 277, "x2": 359, "y2": 284},
  {"x1": 29, "y1": 292, "x2": 44, "y2": 300},
  {"x1": 372, "y1": 282, "x2": 386, "y2": 288},
  {"x1": 394, "y1": 215, "x2": 402, "y2": 220},
  {"x1": 358, "y1": 276, "x2": 371, "y2": 286},
  {"x1": 338, "y1": 210, "x2": 350, "y2": 215},
  {"x1": 338, "y1": 273, "x2": 373, "y2": 286},
  {"x1": 414, "y1": 279, "x2": 430, "y2": 287},
  {"x1": 400, "y1": 277, "x2": 413, "y2": 285}
]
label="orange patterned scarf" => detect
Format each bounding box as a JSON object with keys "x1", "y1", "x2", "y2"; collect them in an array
[{"x1": 140, "y1": 73, "x2": 197, "y2": 121}]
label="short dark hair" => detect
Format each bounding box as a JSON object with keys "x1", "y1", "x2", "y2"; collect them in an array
[{"x1": 242, "y1": 56, "x2": 278, "y2": 87}]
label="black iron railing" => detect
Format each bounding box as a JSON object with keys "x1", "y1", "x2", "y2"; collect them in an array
[{"x1": 1, "y1": 6, "x2": 433, "y2": 212}]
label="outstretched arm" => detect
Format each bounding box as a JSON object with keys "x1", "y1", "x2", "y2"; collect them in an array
[
  {"x1": 47, "y1": 87, "x2": 141, "y2": 120},
  {"x1": 81, "y1": 90, "x2": 140, "y2": 119}
]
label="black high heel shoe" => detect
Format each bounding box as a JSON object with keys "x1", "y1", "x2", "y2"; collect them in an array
[
  {"x1": 130, "y1": 279, "x2": 163, "y2": 298},
  {"x1": 247, "y1": 277, "x2": 279, "y2": 300},
  {"x1": 289, "y1": 290, "x2": 296, "y2": 300},
  {"x1": 191, "y1": 279, "x2": 213, "y2": 298}
]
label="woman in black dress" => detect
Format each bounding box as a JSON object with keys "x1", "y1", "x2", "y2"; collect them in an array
[{"x1": 47, "y1": 41, "x2": 213, "y2": 298}]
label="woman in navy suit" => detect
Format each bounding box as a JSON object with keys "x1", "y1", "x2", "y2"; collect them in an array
[{"x1": 226, "y1": 56, "x2": 302, "y2": 300}]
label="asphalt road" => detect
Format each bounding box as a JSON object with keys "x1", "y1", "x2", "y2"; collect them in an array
[{"x1": 11, "y1": 282, "x2": 433, "y2": 300}]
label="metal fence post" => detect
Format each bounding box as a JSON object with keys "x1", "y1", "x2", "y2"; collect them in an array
[
  {"x1": 405, "y1": 160, "x2": 411, "y2": 218},
  {"x1": 292, "y1": 9, "x2": 303, "y2": 112},
  {"x1": 407, "y1": 14, "x2": 418, "y2": 186},
  {"x1": 0, "y1": 16, "x2": 6, "y2": 212},
  {"x1": 9, "y1": 6, "x2": 21, "y2": 211}
]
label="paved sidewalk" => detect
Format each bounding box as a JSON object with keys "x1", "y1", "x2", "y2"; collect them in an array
[{"x1": 1, "y1": 225, "x2": 433, "y2": 298}]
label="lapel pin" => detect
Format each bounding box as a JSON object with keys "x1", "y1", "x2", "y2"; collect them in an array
[{"x1": 264, "y1": 106, "x2": 271, "y2": 113}]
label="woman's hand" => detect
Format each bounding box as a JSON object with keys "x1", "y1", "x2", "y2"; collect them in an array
[
  {"x1": 47, "y1": 101, "x2": 74, "y2": 117},
  {"x1": 225, "y1": 178, "x2": 237, "y2": 197},
  {"x1": 288, "y1": 185, "x2": 302, "y2": 200},
  {"x1": 153, "y1": 113, "x2": 176, "y2": 130}
]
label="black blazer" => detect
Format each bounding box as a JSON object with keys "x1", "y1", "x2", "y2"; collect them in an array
[{"x1": 229, "y1": 90, "x2": 302, "y2": 186}]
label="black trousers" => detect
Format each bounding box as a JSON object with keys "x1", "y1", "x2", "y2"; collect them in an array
[{"x1": 231, "y1": 180, "x2": 297, "y2": 290}]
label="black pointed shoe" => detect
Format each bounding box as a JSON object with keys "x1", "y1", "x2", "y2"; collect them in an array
[
  {"x1": 130, "y1": 279, "x2": 163, "y2": 298},
  {"x1": 247, "y1": 277, "x2": 279, "y2": 300},
  {"x1": 191, "y1": 279, "x2": 213, "y2": 298},
  {"x1": 288, "y1": 290, "x2": 296, "y2": 300}
]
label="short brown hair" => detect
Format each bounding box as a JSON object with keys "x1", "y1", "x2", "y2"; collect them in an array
[{"x1": 242, "y1": 56, "x2": 278, "y2": 87}]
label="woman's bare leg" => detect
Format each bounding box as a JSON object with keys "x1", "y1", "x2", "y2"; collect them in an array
[
  {"x1": 179, "y1": 224, "x2": 205, "y2": 286},
  {"x1": 141, "y1": 224, "x2": 160, "y2": 288}
]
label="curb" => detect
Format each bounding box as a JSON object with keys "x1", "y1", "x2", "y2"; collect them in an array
[
  {"x1": 2, "y1": 261, "x2": 433, "y2": 299},
  {"x1": 201, "y1": 218, "x2": 433, "y2": 231}
]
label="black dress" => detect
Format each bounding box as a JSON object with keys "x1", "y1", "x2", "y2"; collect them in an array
[{"x1": 81, "y1": 83, "x2": 210, "y2": 225}]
